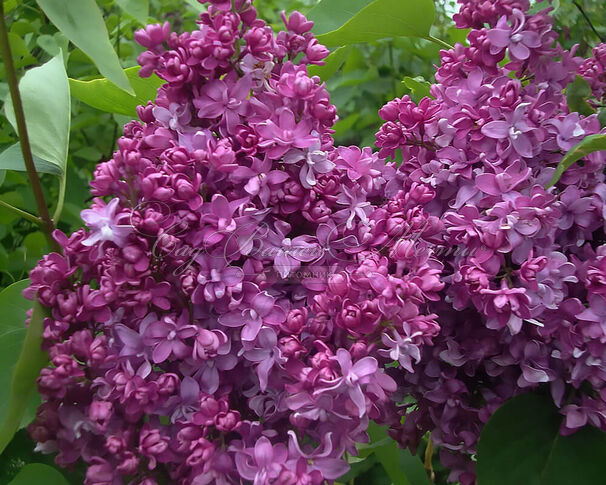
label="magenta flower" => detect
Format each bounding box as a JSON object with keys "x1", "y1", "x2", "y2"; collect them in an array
[
  {"x1": 193, "y1": 73, "x2": 252, "y2": 132},
  {"x1": 143, "y1": 313, "x2": 197, "y2": 363},
  {"x1": 316, "y1": 349, "x2": 379, "y2": 417},
  {"x1": 191, "y1": 254, "x2": 244, "y2": 304},
  {"x1": 487, "y1": 9, "x2": 541, "y2": 60},
  {"x1": 256, "y1": 108, "x2": 317, "y2": 158},
  {"x1": 81, "y1": 198, "x2": 132, "y2": 247},
  {"x1": 218, "y1": 289, "x2": 286, "y2": 341},
  {"x1": 283, "y1": 140, "x2": 335, "y2": 189},
  {"x1": 243, "y1": 327, "x2": 286, "y2": 391},
  {"x1": 481, "y1": 103, "x2": 536, "y2": 158},
  {"x1": 234, "y1": 436, "x2": 288, "y2": 484}
]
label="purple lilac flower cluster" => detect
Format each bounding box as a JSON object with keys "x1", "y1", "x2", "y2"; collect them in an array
[
  {"x1": 375, "y1": 1, "x2": 606, "y2": 483},
  {"x1": 579, "y1": 42, "x2": 606, "y2": 105},
  {"x1": 23, "y1": 1, "x2": 446, "y2": 483}
]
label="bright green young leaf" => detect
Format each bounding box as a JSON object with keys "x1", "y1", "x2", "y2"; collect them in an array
[
  {"x1": 477, "y1": 393, "x2": 606, "y2": 485},
  {"x1": 546, "y1": 134, "x2": 606, "y2": 188},
  {"x1": 184, "y1": 0, "x2": 205, "y2": 10},
  {"x1": 0, "y1": 292, "x2": 49, "y2": 454},
  {"x1": 308, "y1": 46, "x2": 353, "y2": 81},
  {"x1": 36, "y1": 0, "x2": 134, "y2": 95},
  {"x1": 115, "y1": 0, "x2": 150, "y2": 25},
  {"x1": 69, "y1": 66, "x2": 165, "y2": 117},
  {"x1": 311, "y1": 0, "x2": 435, "y2": 47},
  {"x1": 403, "y1": 76, "x2": 432, "y2": 102},
  {"x1": 4, "y1": 54, "x2": 70, "y2": 177},
  {"x1": 0, "y1": 143, "x2": 63, "y2": 176},
  {"x1": 8, "y1": 463, "x2": 69, "y2": 485},
  {"x1": 566, "y1": 76, "x2": 595, "y2": 117},
  {"x1": 3, "y1": 0, "x2": 17, "y2": 14},
  {"x1": 307, "y1": 0, "x2": 374, "y2": 36}
]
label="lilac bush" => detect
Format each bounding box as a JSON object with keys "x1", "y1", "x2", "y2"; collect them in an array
[
  {"x1": 375, "y1": 0, "x2": 606, "y2": 483},
  {"x1": 23, "y1": 1, "x2": 443, "y2": 483},
  {"x1": 20, "y1": 0, "x2": 606, "y2": 483}
]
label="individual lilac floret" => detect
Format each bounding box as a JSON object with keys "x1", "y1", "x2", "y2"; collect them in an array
[{"x1": 80, "y1": 197, "x2": 133, "y2": 247}]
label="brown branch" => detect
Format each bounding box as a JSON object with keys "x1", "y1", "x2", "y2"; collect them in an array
[{"x1": 0, "y1": 1, "x2": 59, "y2": 252}]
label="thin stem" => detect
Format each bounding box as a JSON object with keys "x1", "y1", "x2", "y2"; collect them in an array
[
  {"x1": 53, "y1": 169, "x2": 67, "y2": 223},
  {"x1": 0, "y1": 199, "x2": 42, "y2": 226},
  {"x1": 0, "y1": 1, "x2": 59, "y2": 251},
  {"x1": 424, "y1": 434, "x2": 435, "y2": 483},
  {"x1": 573, "y1": 0, "x2": 605, "y2": 43},
  {"x1": 424, "y1": 35, "x2": 454, "y2": 51}
]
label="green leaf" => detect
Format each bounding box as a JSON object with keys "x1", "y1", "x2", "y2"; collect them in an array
[
  {"x1": 36, "y1": 32, "x2": 70, "y2": 59},
  {"x1": 566, "y1": 76, "x2": 595, "y2": 117},
  {"x1": 4, "y1": 54, "x2": 70, "y2": 176},
  {"x1": 184, "y1": 0, "x2": 205, "y2": 11},
  {"x1": 115, "y1": 0, "x2": 150, "y2": 25},
  {"x1": 36, "y1": 0, "x2": 134, "y2": 95},
  {"x1": 8, "y1": 463, "x2": 69, "y2": 485},
  {"x1": 399, "y1": 447, "x2": 432, "y2": 485},
  {"x1": 367, "y1": 421, "x2": 410, "y2": 485},
  {"x1": 546, "y1": 134, "x2": 606, "y2": 188},
  {"x1": 0, "y1": 143, "x2": 63, "y2": 176},
  {"x1": 402, "y1": 76, "x2": 432, "y2": 102},
  {"x1": 3, "y1": 0, "x2": 17, "y2": 14},
  {"x1": 69, "y1": 66, "x2": 165, "y2": 116},
  {"x1": 307, "y1": 0, "x2": 374, "y2": 36},
  {"x1": 311, "y1": 0, "x2": 435, "y2": 47},
  {"x1": 477, "y1": 393, "x2": 606, "y2": 485},
  {"x1": 0, "y1": 281, "x2": 33, "y2": 428},
  {"x1": 0, "y1": 293, "x2": 49, "y2": 454},
  {"x1": 338, "y1": 454, "x2": 378, "y2": 482},
  {"x1": 308, "y1": 46, "x2": 353, "y2": 81},
  {"x1": 7, "y1": 33, "x2": 36, "y2": 69}
]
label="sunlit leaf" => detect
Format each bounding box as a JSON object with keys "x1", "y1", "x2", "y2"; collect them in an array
[
  {"x1": 0, "y1": 143, "x2": 63, "y2": 176},
  {"x1": 4, "y1": 54, "x2": 70, "y2": 176},
  {"x1": 307, "y1": 0, "x2": 374, "y2": 36},
  {"x1": 36, "y1": 0, "x2": 134, "y2": 95},
  {"x1": 69, "y1": 66, "x2": 165, "y2": 116},
  {"x1": 308, "y1": 46, "x2": 353, "y2": 81},
  {"x1": 115, "y1": 0, "x2": 150, "y2": 25},
  {"x1": 309, "y1": 0, "x2": 435, "y2": 47},
  {"x1": 402, "y1": 76, "x2": 432, "y2": 102}
]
